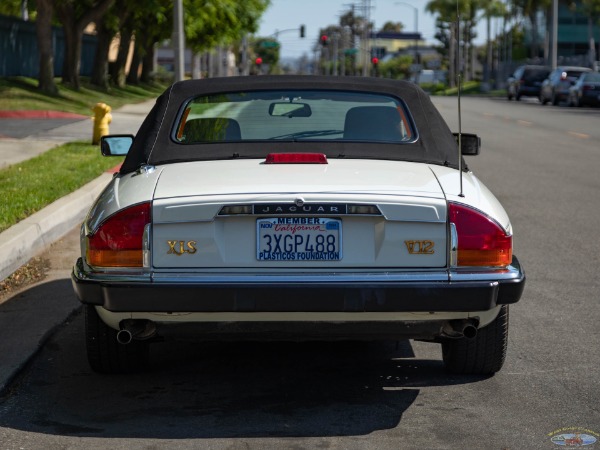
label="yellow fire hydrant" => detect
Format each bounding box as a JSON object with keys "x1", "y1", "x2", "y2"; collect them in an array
[{"x1": 92, "y1": 102, "x2": 112, "y2": 145}]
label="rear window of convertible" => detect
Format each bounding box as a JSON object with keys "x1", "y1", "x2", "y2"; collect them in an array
[{"x1": 173, "y1": 90, "x2": 416, "y2": 144}]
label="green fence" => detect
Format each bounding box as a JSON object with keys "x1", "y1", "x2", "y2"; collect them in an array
[{"x1": 0, "y1": 14, "x2": 97, "y2": 77}]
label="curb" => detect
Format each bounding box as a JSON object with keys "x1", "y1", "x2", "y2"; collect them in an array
[
  {"x1": 0, "y1": 172, "x2": 113, "y2": 282},
  {"x1": 0, "y1": 110, "x2": 88, "y2": 119}
]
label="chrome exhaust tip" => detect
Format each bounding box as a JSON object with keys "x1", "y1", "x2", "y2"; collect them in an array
[
  {"x1": 442, "y1": 319, "x2": 479, "y2": 339},
  {"x1": 116, "y1": 329, "x2": 133, "y2": 345},
  {"x1": 462, "y1": 324, "x2": 478, "y2": 339},
  {"x1": 117, "y1": 319, "x2": 157, "y2": 344}
]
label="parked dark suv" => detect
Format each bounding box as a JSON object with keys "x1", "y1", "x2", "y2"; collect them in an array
[
  {"x1": 540, "y1": 66, "x2": 592, "y2": 106},
  {"x1": 507, "y1": 65, "x2": 551, "y2": 101}
]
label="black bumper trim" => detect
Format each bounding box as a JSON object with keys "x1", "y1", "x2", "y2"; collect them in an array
[{"x1": 72, "y1": 262, "x2": 525, "y2": 314}]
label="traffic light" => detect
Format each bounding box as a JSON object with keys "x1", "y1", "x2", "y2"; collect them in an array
[
  {"x1": 255, "y1": 57, "x2": 263, "y2": 66},
  {"x1": 371, "y1": 57, "x2": 379, "y2": 76},
  {"x1": 320, "y1": 35, "x2": 329, "y2": 46},
  {"x1": 300, "y1": 25, "x2": 305, "y2": 38}
]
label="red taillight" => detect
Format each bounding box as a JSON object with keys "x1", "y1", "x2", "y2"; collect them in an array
[
  {"x1": 265, "y1": 153, "x2": 328, "y2": 164},
  {"x1": 86, "y1": 202, "x2": 151, "y2": 267},
  {"x1": 449, "y1": 202, "x2": 512, "y2": 267}
]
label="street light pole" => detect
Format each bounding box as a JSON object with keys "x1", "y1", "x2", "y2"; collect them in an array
[
  {"x1": 395, "y1": 2, "x2": 419, "y2": 64},
  {"x1": 173, "y1": 0, "x2": 185, "y2": 82},
  {"x1": 550, "y1": 0, "x2": 558, "y2": 69}
]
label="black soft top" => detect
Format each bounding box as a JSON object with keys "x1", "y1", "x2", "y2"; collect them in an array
[{"x1": 121, "y1": 75, "x2": 459, "y2": 174}]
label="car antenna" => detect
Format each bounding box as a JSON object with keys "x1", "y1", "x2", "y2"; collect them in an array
[{"x1": 456, "y1": 0, "x2": 464, "y2": 198}]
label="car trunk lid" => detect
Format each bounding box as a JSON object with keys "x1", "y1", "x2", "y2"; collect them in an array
[{"x1": 151, "y1": 159, "x2": 448, "y2": 269}]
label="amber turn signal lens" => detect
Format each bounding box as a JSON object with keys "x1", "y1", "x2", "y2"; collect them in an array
[
  {"x1": 86, "y1": 202, "x2": 151, "y2": 267},
  {"x1": 449, "y1": 202, "x2": 512, "y2": 267}
]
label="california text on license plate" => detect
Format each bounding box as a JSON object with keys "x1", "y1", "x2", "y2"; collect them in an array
[{"x1": 257, "y1": 217, "x2": 342, "y2": 261}]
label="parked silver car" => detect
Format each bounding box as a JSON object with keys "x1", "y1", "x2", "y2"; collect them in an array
[{"x1": 540, "y1": 66, "x2": 592, "y2": 105}]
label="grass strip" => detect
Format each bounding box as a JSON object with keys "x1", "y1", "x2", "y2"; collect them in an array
[
  {"x1": 0, "y1": 142, "x2": 123, "y2": 233},
  {"x1": 0, "y1": 77, "x2": 167, "y2": 116}
]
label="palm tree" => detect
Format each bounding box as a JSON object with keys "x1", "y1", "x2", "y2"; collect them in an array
[
  {"x1": 511, "y1": 0, "x2": 552, "y2": 59},
  {"x1": 482, "y1": 0, "x2": 507, "y2": 88},
  {"x1": 426, "y1": 0, "x2": 481, "y2": 82}
]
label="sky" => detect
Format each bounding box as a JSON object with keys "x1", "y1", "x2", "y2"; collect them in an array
[{"x1": 257, "y1": 0, "x2": 447, "y2": 59}]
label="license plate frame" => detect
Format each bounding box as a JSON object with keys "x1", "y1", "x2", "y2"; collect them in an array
[{"x1": 257, "y1": 217, "x2": 342, "y2": 261}]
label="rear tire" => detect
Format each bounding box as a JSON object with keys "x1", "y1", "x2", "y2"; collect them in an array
[
  {"x1": 85, "y1": 305, "x2": 149, "y2": 374},
  {"x1": 442, "y1": 306, "x2": 509, "y2": 375}
]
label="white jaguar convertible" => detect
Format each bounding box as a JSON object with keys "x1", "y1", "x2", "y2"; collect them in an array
[{"x1": 72, "y1": 76, "x2": 525, "y2": 375}]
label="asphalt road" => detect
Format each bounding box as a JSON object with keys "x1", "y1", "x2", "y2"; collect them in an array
[{"x1": 1, "y1": 96, "x2": 599, "y2": 449}]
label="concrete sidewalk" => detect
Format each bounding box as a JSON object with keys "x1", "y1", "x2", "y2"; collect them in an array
[{"x1": 0, "y1": 98, "x2": 156, "y2": 281}]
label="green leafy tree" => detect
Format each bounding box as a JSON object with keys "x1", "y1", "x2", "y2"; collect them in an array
[
  {"x1": 0, "y1": 0, "x2": 34, "y2": 17},
  {"x1": 378, "y1": 54, "x2": 413, "y2": 79},
  {"x1": 510, "y1": 0, "x2": 552, "y2": 58},
  {"x1": 184, "y1": 0, "x2": 269, "y2": 53},
  {"x1": 183, "y1": 0, "x2": 269, "y2": 77},
  {"x1": 380, "y1": 21, "x2": 404, "y2": 33},
  {"x1": 127, "y1": 2, "x2": 172, "y2": 84},
  {"x1": 426, "y1": 0, "x2": 480, "y2": 81},
  {"x1": 339, "y1": 9, "x2": 368, "y2": 75},
  {"x1": 252, "y1": 37, "x2": 280, "y2": 72},
  {"x1": 482, "y1": 0, "x2": 506, "y2": 85},
  {"x1": 581, "y1": 0, "x2": 600, "y2": 17},
  {"x1": 55, "y1": 0, "x2": 115, "y2": 89}
]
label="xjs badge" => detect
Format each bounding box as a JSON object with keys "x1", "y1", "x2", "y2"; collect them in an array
[
  {"x1": 167, "y1": 240, "x2": 197, "y2": 256},
  {"x1": 405, "y1": 240, "x2": 435, "y2": 255}
]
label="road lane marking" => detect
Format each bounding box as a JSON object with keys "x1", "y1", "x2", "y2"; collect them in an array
[
  {"x1": 517, "y1": 120, "x2": 533, "y2": 126},
  {"x1": 568, "y1": 131, "x2": 590, "y2": 139}
]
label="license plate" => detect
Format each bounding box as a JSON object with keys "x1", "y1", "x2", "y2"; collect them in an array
[{"x1": 257, "y1": 217, "x2": 342, "y2": 261}]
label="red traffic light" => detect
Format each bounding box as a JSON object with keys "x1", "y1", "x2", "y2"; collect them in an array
[
  {"x1": 255, "y1": 57, "x2": 263, "y2": 65},
  {"x1": 320, "y1": 35, "x2": 329, "y2": 45},
  {"x1": 371, "y1": 57, "x2": 379, "y2": 65}
]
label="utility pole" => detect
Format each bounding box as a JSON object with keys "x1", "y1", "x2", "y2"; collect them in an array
[
  {"x1": 333, "y1": 32, "x2": 339, "y2": 75},
  {"x1": 395, "y1": 2, "x2": 418, "y2": 63},
  {"x1": 550, "y1": 0, "x2": 558, "y2": 69},
  {"x1": 449, "y1": 22, "x2": 456, "y2": 89},
  {"x1": 361, "y1": 0, "x2": 371, "y2": 77},
  {"x1": 173, "y1": 0, "x2": 185, "y2": 82}
]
